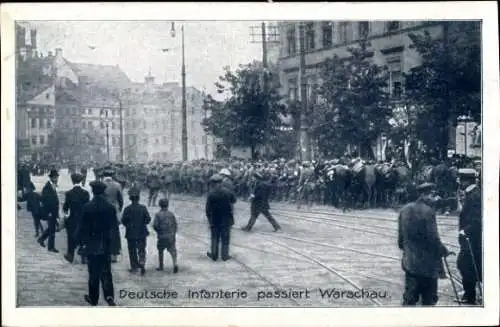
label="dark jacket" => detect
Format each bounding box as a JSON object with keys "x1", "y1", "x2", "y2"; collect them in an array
[
  {"x1": 458, "y1": 186, "x2": 482, "y2": 266},
  {"x1": 79, "y1": 195, "x2": 121, "y2": 256},
  {"x1": 41, "y1": 181, "x2": 59, "y2": 221},
  {"x1": 252, "y1": 180, "x2": 271, "y2": 209},
  {"x1": 121, "y1": 202, "x2": 151, "y2": 239},
  {"x1": 25, "y1": 190, "x2": 43, "y2": 216},
  {"x1": 63, "y1": 186, "x2": 90, "y2": 224},
  {"x1": 398, "y1": 196, "x2": 449, "y2": 278},
  {"x1": 206, "y1": 186, "x2": 236, "y2": 228}
]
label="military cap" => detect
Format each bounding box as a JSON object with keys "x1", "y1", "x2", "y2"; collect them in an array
[
  {"x1": 219, "y1": 168, "x2": 232, "y2": 177},
  {"x1": 90, "y1": 180, "x2": 107, "y2": 194},
  {"x1": 128, "y1": 187, "x2": 141, "y2": 197},
  {"x1": 48, "y1": 169, "x2": 59, "y2": 178},
  {"x1": 71, "y1": 172, "x2": 83, "y2": 184},
  {"x1": 210, "y1": 174, "x2": 224, "y2": 182},
  {"x1": 416, "y1": 182, "x2": 436, "y2": 192}
]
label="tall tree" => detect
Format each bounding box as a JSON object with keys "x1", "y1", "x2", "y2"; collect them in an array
[
  {"x1": 202, "y1": 62, "x2": 286, "y2": 159},
  {"x1": 314, "y1": 39, "x2": 390, "y2": 158},
  {"x1": 404, "y1": 21, "x2": 481, "y2": 160}
]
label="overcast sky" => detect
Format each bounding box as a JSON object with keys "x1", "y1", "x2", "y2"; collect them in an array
[{"x1": 21, "y1": 21, "x2": 264, "y2": 98}]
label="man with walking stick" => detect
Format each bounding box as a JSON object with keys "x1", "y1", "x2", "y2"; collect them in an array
[
  {"x1": 456, "y1": 172, "x2": 482, "y2": 305},
  {"x1": 398, "y1": 182, "x2": 453, "y2": 306}
]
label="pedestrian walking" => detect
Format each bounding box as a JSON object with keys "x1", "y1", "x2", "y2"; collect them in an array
[
  {"x1": 79, "y1": 180, "x2": 120, "y2": 306},
  {"x1": 457, "y1": 173, "x2": 482, "y2": 304},
  {"x1": 147, "y1": 169, "x2": 161, "y2": 206},
  {"x1": 37, "y1": 169, "x2": 60, "y2": 253},
  {"x1": 205, "y1": 174, "x2": 236, "y2": 261},
  {"x1": 121, "y1": 187, "x2": 151, "y2": 275},
  {"x1": 102, "y1": 166, "x2": 123, "y2": 263},
  {"x1": 62, "y1": 173, "x2": 90, "y2": 264},
  {"x1": 24, "y1": 181, "x2": 44, "y2": 237},
  {"x1": 398, "y1": 182, "x2": 452, "y2": 306},
  {"x1": 242, "y1": 172, "x2": 281, "y2": 232},
  {"x1": 153, "y1": 198, "x2": 179, "y2": 273}
]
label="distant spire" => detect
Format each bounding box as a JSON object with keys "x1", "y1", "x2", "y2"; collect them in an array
[{"x1": 148, "y1": 66, "x2": 152, "y2": 76}]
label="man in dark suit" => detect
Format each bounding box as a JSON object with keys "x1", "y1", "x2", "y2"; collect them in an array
[
  {"x1": 79, "y1": 180, "x2": 120, "y2": 306},
  {"x1": 398, "y1": 182, "x2": 452, "y2": 306},
  {"x1": 241, "y1": 172, "x2": 281, "y2": 232},
  {"x1": 457, "y1": 174, "x2": 482, "y2": 304},
  {"x1": 205, "y1": 174, "x2": 236, "y2": 261},
  {"x1": 121, "y1": 187, "x2": 151, "y2": 275},
  {"x1": 62, "y1": 173, "x2": 90, "y2": 264},
  {"x1": 37, "y1": 169, "x2": 60, "y2": 253}
]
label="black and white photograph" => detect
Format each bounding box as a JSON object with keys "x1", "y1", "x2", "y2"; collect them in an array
[{"x1": 2, "y1": 2, "x2": 499, "y2": 326}]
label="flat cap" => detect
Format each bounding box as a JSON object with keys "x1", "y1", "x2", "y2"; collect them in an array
[
  {"x1": 210, "y1": 174, "x2": 224, "y2": 182},
  {"x1": 416, "y1": 182, "x2": 436, "y2": 192},
  {"x1": 48, "y1": 169, "x2": 59, "y2": 178},
  {"x1": 90, "y1": 180, "x2": 107, "y2": 194},
  {"x1": 219, "y1": 168, "x2": 232, "y2": 177},
  {"x1": 128, "y1": 187, "x2": 141, "y2": 197},
  {"x1": 71, "y1": 173, "x2": 83, "y2": 184}
]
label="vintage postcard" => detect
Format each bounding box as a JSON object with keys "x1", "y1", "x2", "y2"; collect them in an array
[{"x1": 1, "y1": 2, "x2": 499, "y2": 326}]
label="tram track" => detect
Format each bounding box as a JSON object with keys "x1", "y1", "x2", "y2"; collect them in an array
[{"x1": 172, "y1": 197, "x2": 459, "y2": 249}]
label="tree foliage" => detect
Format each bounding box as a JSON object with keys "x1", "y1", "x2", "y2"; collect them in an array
[
  {"x1": 314, "y1": 39, "x2": 390, "y2": 158},
  {"x1": 202, "y1": 62, "x2": 286, "y2": 159},
  {"x1": 404, "y1": 21, "x2": 481, "y2": 160}
]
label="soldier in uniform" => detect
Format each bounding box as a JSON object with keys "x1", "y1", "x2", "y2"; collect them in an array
[
  {"x1": 79, "y1": 180, "x2": 120, "y2": 306},
  {"x1": 62, "y1": 173, "x2": 90, "y2": 263},
  {"x1": 25, "y1": 182, "x2": 44, "y2": 237},
  {"x1": 398, "y1": 182, "x2": 452, "y2": 306},
  {"x1": 241, "y1": 172, "x2": 281, "y2": 232},
  {"x1": 121, "y1": 187, "x2": 151, "y2": 275},
  {"x1": 81, "y1": 164, "x2": 88, "y2": 187},
  {"x1": 205, "y1": 174, "x2": 236, "y2": 261},
  {"x1": 456, "y1": 173, "x2": 482, "y2": 304},
  {"x1": 37, "y1": 169, "x2": 60, "y2": 253},
  {"x1": 146, "y1": 168, "x2": 161, "y2": 206}
]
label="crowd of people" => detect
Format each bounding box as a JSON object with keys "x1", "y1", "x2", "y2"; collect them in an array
[{"x1": 17, "y1": 155, "x2": 482, "y2": 307}]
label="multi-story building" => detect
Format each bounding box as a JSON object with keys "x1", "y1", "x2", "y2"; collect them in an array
[
  {"x1": 276, "y1": 20, "x2": 480, "y2": 159},
  {"x1": 125, "y1": 71, "x2": 214, "y2": 163}
]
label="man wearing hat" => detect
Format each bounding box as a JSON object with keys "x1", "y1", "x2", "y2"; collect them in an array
[
  {"x1": 37, "y1": 169, "x2": 61, "y2": 253},
  {"x1": 398, "y1": 182, "x2": 452, "y2": 306},
  {"x1": 205, "y1": 174, "x2": 236, "y2": 261},
  {"x1": 102, "y1": 166, "x2": 123, "y2": 262},
  {"x1": 121, "y1": 187, "x2": 151, "y2": 275},
  {"x1": 456, "y1": 171, "x2": 482, "y2": 304},
  {"x1": 79, "y1": 180, "x2": 120, "y2": 306},
  {"x1": 62, "y1": 173, "x2": 90, "y2": 264},
  {"x1": 242, "y1": 171, "x2": 281, "y2": 232}
]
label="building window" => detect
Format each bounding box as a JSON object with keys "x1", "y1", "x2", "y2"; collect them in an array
[
  {"x1": 163, "y1": 136, "x2": 168, "y2": 144},
  {"x1": 39, "y1": 135, "x2": 45, "y2": 145},
  {"x1": 112, "y1": 136, "x2": 117, "y2": 146},
  {"x1": 387, "y1": 56, "x2": 403, "y2": 99},
  {"x1": 155, "y1": 138, "x2": 159, "y2": 145},
  {"x1": 338, "y1": 22, "x2": 349, "y2": 44},
  {"x1": 322, "y1": 22, "x2": 333, "y2": 49},
  {"x1": 386, "y1": 21, "x2": 400, "y2": 32},
  {"x1": 45, "y1": 93, "x2": 50, "y2": 99},
  {"x1": 31, "y1": 136, "x2": 37, "y2": 145},
  {"x1": 47, "y1": 119, "x2": 52, "y2": 128},
  {"x1": 358, "y1": 21, "x2": 370, "y2": 39},
  {"x1": 286, "y1": 25, "x2": 296, "y2": 56},
  {"x1": 100, "y1": 121, "x2": 105, "y2": 129},
  {"x1": 112, "y1": 122, "x2": 116, "y2": 129},
  {"x1": 143, "y1": 138, "x2": 148, "y2": 145},
  {"x1": 288, "y1": 78, "x2": 298, "y2": 101},
  {"x1": 87, "y1": 108, "x2": 92, "y2": 115},
  {"x1": 305, "y1": 22, "x2": 315, "y2": 51},
  {"x1": 31, "y1": 118, "x2": 36, "y2": 128},
  {"x1": 143, "y1": 121, "x2": 147, "y2": 129}
]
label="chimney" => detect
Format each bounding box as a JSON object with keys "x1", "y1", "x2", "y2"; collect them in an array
[
  {"x1": 55, "y1": 48, "x2": 63, "y2": 57},
  {"x1": 48, "y1": 51, "x2": 53, "y2": 57}
]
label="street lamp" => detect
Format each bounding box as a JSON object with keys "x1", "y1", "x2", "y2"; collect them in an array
[
  {"x1": 100, "y1": 108, "x2": 112, "y2": 161},
  {"x1": 170, "y1": 22, "x2": 188, "y2": 162}
]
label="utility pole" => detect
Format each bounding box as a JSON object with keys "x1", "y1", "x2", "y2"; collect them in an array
[
  {"x1": 249, "y1": 22, "x2": 279, "y2": 159},
  {"x1": 202, "y1": 92, "x2": 209, "y2": 158},
  {"x1": 298, "y1": 21, "x2": 310, "y2": 162},
  {"x1": 119, "y1": 97, "x2": 124, "y2": 162}
]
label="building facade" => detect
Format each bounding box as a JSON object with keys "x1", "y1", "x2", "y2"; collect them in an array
[
  {"x1": 277, "y1": 21, "x2": 480, "y2": 160},
  {"x1": 124, "y1": 72, "x2": 215, "y2": 163}
]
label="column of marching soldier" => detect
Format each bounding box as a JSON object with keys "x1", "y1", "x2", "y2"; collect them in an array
[{"x1": 19, "y1": 164, "x2": 481, "y2": 307}]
